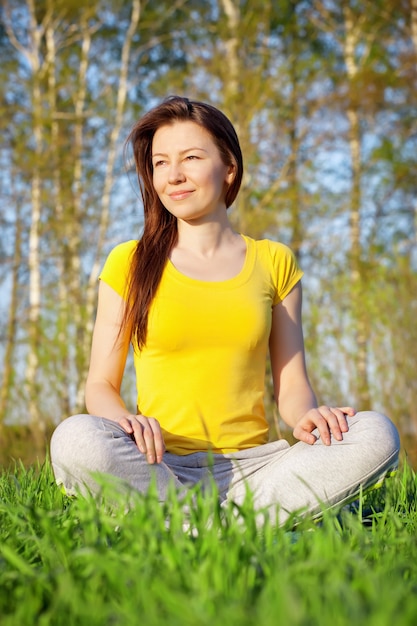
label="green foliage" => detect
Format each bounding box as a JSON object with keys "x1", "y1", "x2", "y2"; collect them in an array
[{"x1": 0, "y1": 461, "x2": 417, "y2": 625}]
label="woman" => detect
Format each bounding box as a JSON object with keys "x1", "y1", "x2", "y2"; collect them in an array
[{"x1": 51, "y1": 96, "x2": 399, "y2": 525}]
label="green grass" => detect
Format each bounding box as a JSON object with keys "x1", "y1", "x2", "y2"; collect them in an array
[{"x1": 0, "y1": 460, "x2": 416, "y2": 626}]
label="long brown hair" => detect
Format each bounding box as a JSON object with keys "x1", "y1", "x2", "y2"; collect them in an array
[{"x1": 123, "y1": 95, "x2": 243, "y2": 350}]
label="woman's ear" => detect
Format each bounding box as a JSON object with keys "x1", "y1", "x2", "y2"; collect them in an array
[{"x1": 225, "y1": 162, "x2": 236, "y2": 185}]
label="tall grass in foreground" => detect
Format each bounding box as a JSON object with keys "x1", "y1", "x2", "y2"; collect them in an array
[{"x1": 0, "y1": 460, "x2": 416, "y2": 626}]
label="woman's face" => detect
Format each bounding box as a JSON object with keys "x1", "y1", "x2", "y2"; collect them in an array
[{"x1": 151, "y1": 121, "x2": 235, "y2": 223}]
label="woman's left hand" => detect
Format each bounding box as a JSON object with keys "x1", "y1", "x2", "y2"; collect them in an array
[{"x1": 293, "y1": 406, "x2": 356, "y2": 446}]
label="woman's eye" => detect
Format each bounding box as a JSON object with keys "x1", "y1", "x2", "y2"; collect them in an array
[
  {"x1": 153, "y1": 160, "x2": 166, "y2": 167},
  {"x1": 185, "y1": 155, "x2": 198, "y2": 161}
]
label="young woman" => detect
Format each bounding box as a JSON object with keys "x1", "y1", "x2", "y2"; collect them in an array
[{"x1": 50, "y1": 96, "x2": 399, "y2": 525}]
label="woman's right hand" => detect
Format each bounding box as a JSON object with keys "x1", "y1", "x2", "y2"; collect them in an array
[{"x1": 119, "y1": 414, "x2": 166, "y2": 464}]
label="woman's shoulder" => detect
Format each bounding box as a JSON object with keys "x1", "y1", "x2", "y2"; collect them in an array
[
  {"x1": 103, "y1": 239, "x2": 138, "y2": 268},
  {"x1": 99, "y1": 240, "x2": 138, "y2": 296},
  {"x1": 242, "y1": 236, "x2": 303, "y2": 303},
  {"x1": 243, "y1": 235, "x2": 297, "y2": 262},
  {"x1": 107, "y1": 239, "x2": 138, "y2": 258}
]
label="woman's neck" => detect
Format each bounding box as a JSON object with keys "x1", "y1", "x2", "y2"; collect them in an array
[
  {"x1": 170, "y1": 216, "x2": 246, "y2": 281},
  {"x1": 175, "y1": 214, "x2": 239, "y2": 258}
]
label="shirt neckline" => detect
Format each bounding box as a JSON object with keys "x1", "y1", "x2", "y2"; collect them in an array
[{"x1": 166, "y1": 234, "x2": 254, "y2": 288}]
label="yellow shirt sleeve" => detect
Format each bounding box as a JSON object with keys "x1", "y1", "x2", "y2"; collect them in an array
[
  {"x1": 99, "y1": 240, "x2": 137, "y2": 298},
  {"x1": 266, "y1": 240, "x2": 304, "y2": 305}
]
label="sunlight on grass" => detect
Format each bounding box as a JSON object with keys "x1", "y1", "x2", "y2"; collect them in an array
[{"x1": 0, "y1": 461, "x2": 416, "y2": 625}]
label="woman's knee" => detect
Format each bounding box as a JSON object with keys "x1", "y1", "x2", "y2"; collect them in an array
[
  {"x1": 50, "y1": 414, "x2": 119, "y2": 469},
  {"x1": 351, "y1": 410, "x2": 400, "y2": 461},
  {"x1": 50, "y1": 414, "x2": 135, "y2": 493},
  {"x1": 51, "y1": 414, "x2": 95, "y2": 456}
]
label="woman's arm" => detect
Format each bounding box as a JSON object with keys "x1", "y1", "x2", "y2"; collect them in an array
[
  {"x1": 85, "y1": 281, "x2": 131, "y2": 419},
  {"x1": 85, "y1": 280, "x2": 165, "y2": 463},
  {"x1": 269, "y1": 282, "x2": 355, "y2": 445}
]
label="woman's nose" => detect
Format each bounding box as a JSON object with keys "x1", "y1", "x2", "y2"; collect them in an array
[{"x1": 168, "y1": 163, "x2": 186, "y2": 184}]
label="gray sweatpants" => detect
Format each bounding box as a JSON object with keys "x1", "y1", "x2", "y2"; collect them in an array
[{"x1": 50, "y1": 411, "x2": 400, "y2": 525}]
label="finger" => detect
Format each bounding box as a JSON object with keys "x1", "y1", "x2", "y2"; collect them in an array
[
  {"x1": 129, "y1": 418, "x2": 148, "y2": 454},
  {"x1": 293, "y1": 424, "x2": 317, "y2": 445},
  {"x1": 318, "y1": 406, "x2": 354, "y2": 442},
  {"x1": 315, "y1": 413, "x2": 332, "y2": 446},
  {"x1": 316, "y1": 406, "x2": 348, "y2": 443},
  {"x1": 331, "y1": 408, "x2": 350, "y2": 433},
  {"x1": 338, "y1": 406, "x2": 356, "y2": 418},
  {"x1": 141, "y1": 419, "x2": 161, "y2": 464},
  {"x1": 119, "y1": 415, "x2": 135, "y2": 435},
  {"x1": 147, "y1": 418, "x2": 165, "y2": 463}
]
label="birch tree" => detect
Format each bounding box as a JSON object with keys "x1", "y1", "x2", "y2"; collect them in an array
[
  {"x1": 0, "y1": 182, "x2": 23, "y2": 431},
  {"x1": 3, "y1": 0, "x2": 46, "y2": 439},
  {"x1": 341, "y1": 0, "x2": 372, "y2": 408}
]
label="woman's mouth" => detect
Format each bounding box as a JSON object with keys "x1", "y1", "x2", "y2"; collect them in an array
[{"x1": 169, "y1": 190, "x2": 194, "y2": 200}]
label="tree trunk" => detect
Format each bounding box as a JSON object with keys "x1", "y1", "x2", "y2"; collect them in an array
[
  {"x1": 25, "y1": 0, "x2": 44, "y2": 439},
  {"x1": 45, "y1": 15, "x2": 72, "y2": 420},
  {"x1": 218, "y1": 0, "x2": 246, "y2": 230},
  {"x1": 343, "y1": 2, "x2": 371, "y2": 408},
  {"x1": 287, "y1": 5, "x2": 303, "y2": 259},
  {"x1": 80, "y1": 0, "x2": 141, "y2": 411},
  {"x1": 0, "y1": 196, "x2": 23, "y2": 429},
  {"x1": 68, "y1": 18, "x2": 92, "y2": 415}
]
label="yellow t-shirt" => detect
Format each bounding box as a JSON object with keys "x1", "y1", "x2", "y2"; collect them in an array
[{"x1": 99, "y1": 235, "x2": 303, "y2": 454}]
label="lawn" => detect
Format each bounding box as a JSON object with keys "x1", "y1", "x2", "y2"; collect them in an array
[{"x1": 0, "y1": 459, "x2": 416, "y2": 626}]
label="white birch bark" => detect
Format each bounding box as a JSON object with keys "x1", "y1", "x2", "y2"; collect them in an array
[
  {"x1": 45, "y1": 15, "x2": 72, "y2": 418},
  {"x1": 25, "y1": 0, "x2": 44, "y2": 431},
  {"x1": 219, "y1": 0, "x2": 240, "y2": 120},
  {"x1": 342, "y1": 2, "x2": 371, "y2": 407},
  {"x1": 219, "y1": 0, "x2": 247, "y2": 230},
  {"x1": 410, "y1": 0, "x2": 417, "y2": 251},
  {"x1": 0, "y1": 193, "x2": 23, "y2": 427},
  {"x1": 68, "y1": 18, "x2": 92, "y2": 414},
  {"x1": 78, "y1": 0, "x2": 141, "y2": 410},
  {"x1": 3, "y1": 0, "x2": 46, "y2": 430}
]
